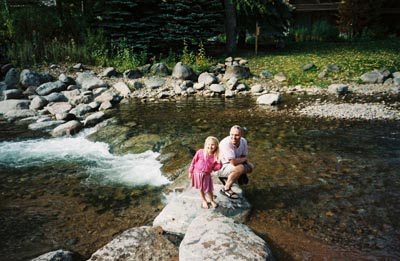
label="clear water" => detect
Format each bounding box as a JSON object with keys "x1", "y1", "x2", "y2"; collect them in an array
[{"x1": 0, "y1": 95, "x2": 399, "y2": 260}]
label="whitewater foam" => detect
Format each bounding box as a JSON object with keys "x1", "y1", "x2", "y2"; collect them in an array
[{"x1": 0, "y1": 135, "x2": 170, "y2": 187}]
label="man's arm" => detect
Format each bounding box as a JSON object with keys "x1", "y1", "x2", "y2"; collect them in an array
[{"x1": 229, "y1": 155, "x2": 248, "y2": 166}]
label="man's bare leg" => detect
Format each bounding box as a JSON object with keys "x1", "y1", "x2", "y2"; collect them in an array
[{"x1": 224, "y1": 164, "x2": 245, "y2": 191}]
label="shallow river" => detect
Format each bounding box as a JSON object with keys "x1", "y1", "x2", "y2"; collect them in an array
[{"x1": 0, "y1": 95, "x2": 399, "y2": 260}]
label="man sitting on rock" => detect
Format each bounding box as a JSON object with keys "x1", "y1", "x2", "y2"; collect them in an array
[{"x1": 217, "y1": 125, "x2": 254, "y2": 199}]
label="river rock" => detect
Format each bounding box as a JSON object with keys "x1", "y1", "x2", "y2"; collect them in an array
[
  {"x1": 328, "y1": 83, "x2": 348, "y2": 95},
  {"x1": 3, "y1": 89, "x2": 23, "y2": 100},
  {"x1": 4, "y1": 109, "x2": 36, "y2": 120},
  {"x1": 31, "y1": 249, "x2": 76, "y2": 261},
  {"x1": 360, "y1": 71, "x2": 384, "y2": 84},
  {"x1": 209, "y1": 84, "x2": 225, "y2": 93},
  {"x1": 143, "y1": 76, "x2": 165, "y2": 89},
  {"x1": 46, "y1": 102, "x2": 72, "y2": 115},
  {"x1": 123, "y1": 69, "x2": 143, "y2": 79},
  {"x1": 29, "y1": 96, "x2": 48, "y2": 110},
  {"x1": 274, "y1": 72, "x2": 288, "y2": 82},
  {"x1": 87, "y1": 226, "x2": 178, "y2": 261},
  {"x1": 76, "y1": 72, "x2": 108, "y2": 90},
  {"x1": 179, "y1": 212, "x2": 272, "y2": 260},
  {"x1": 153, "y1": 184, "x2": 251, "y2": 236},
  {"x1": 28, "y1": 120, "x2": 66, "y2": 132},
  {"x1": 100, "y1": 67, "x2": 118, "y2": 78},
  {"x1": 36, "y1": 80, "x2": 66, "y2": 96},
  {"x1": 4, "y1": 68, "x2": 19, "y2": 88},
  {"x1": 257, "y1": 93, "x2": 281, "y2": 105},
  {"x1": 58, "y1": 73, "x2": 76, "y2": 85},
  {"x1": 113, "y1": 82, "x2": 131, "y2": 97},
  {"x1": 0, "y1": 99, "x2": 30, "y2": 114},
  {"x1": 198, "y1": 72, "x2": 218, "y2": 85},
  {"x1": 223, "y1": 64, "x2": 250, "y2": 80},
  {"x1": 150, "y1": 63, "x2": 170, "y2": 76},
  {"x1": 43, "y1": 92, "x2": 68, "y2": 103},
  {"x1": 259, "y1": 70, "x2": 273, "y2": 79},
  {"x1": 251, "y1": 84, "x2": 264, "y2": 93},
  {"x1": 51, "y1": 120, "x2": 82, "y2": 137},
  {"x1": 19, "y1": 69, "x2": 41, "y2": 88},
  {"x1": 84, "y1": 111, "x2": 105, "y2": 127},
  {"x1": 172, "y1": 62, "x2": 194, "y2": 80}
]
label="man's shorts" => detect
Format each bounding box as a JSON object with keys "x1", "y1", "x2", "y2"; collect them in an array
[
  {"x1": 214, "y1": 162, "x2": 253, "y2": 178},
  {"x1": 215, "y1": 163, "x2": 234, "y2": 178}
]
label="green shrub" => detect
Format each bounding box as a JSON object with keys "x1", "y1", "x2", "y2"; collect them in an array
[{"x1": 311, "y1": 20, "x2": 338, "y2": 41}]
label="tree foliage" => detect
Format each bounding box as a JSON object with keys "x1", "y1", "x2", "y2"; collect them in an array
[{"x1": 96, "y1": 0, "x2": 224, "y2": 54}]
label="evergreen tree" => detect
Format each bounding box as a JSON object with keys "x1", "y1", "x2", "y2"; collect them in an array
[{"x1": 96, "y1": 0, "x2": 224, "y2": 54}]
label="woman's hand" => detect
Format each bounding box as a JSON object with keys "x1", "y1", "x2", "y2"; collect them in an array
[{"x1": 188, "y1": 172, "x2": 192, "y2": 178}]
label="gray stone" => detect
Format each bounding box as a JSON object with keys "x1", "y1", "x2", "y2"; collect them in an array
[
  {"x1": 43, "y1": 92, "x2": 67, "y2": 103},
  {"x1": 19, "y1": 69, "x2": 41, "y2": 88},
  {"x1": 46, "y1": 102, "x2": 72, "y2": 115},
  {"x1": 259, "y1": 70, "x2": 273, "y2": 79},
  {"x1": 274, "y1": 72, "x2": 288, "y2": 82},
  {"x1": 76, "y1": 72, "x2": 108, "y2": 90},
  {"x1": 301, "y1": 63, "x2": 316, "y2": 71},
  {"x1": 150, "y1": 63, "x2": 170, "y2": 76},
  {"x1": 144, "y1": 76, "x2": 165, "y2": 89},
  {"x1": 31, "y1": 249, "x2": 75, "y2": 261},
  {"x1": 328, "y1": 83, "x2": 349, "y2": 95},
  {"x1": 28, "y1": 120, "x2": 65, "y2": 132},
  {"x1": 3, "y1": 89, "x2": 23, "y2": 100},
  {"x1": 99, "y1": 101, "x2": 113, "y2": 110},
  {"x1": 153, "y1": 184, "x2": 251, "y2": 236},
  {"x1": 0, "y1": 99, "x2": 30, "y2": 114},
  {"x1": 326, "y1": 64, "x2": 341, "y2": 71},
  {"x1": 318, "y1": 70, "x2": 328, "y2": 79},
  {"x1": 198, "y1": 72, "x2": 218, "y2": 85},
  {"x1": 88, "y1": 226, "x2": 178, "y2": 261},
  {"x1": 251, "y1": 84, "x2": 264, "y2": 93},
  {"x1": 51, "y1": 120, "x2": 82, "y2": 137},
  {"x1": 223, "y1": 65, "x2": 250, "y2": 80},
  {"x1": 30, "y1": 96, "x2": 48, "y2": 110},
  {"x1": 100, "y1": 67, "x2": 118, "y2": 78},
  {"x1": 360, "y1": 71, "x2": 384, "y2": 84},
  {"x1": 209, "y1": 84, "x2": 225, "y2": 93},
  {"x1": 172, "y1": 62, "x2": 194, "y2": 80},
  {"x1": 4, "y1": 68, "x2": 19, "y2": 88},
  {"x1": 113, "y1": 82, "x2": 131, "y2": 97},
  {"x1": 58, "y1": 73, "x2": 76, "y2": 85},
  {"x1": 257, "y1": 93, "x2": 281, "y2": 105},
  {"x1": 36, "y1": 81, "x2": 66, "y2": 96},
  {"x1": 179, "y1": 212, "x2": 272, "y2": 260},
  {"x1": 4, "y1": 109, "x2": 36, "y2": 120},
  {"x1": 84, "y1": 111, "x2": 105, "y2": 127},
  {"x1": 123, "y1": 69, "x2": 143, "y2": 79}
]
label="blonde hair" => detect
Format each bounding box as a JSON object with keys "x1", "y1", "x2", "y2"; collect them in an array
[{"x1": 203, "y1": 136, "x2": 220, "y2": 161}]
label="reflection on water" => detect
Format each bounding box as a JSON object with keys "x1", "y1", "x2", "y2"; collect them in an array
[{"x1": 0, "y1": 95, "x2": 399, "y2": 260}]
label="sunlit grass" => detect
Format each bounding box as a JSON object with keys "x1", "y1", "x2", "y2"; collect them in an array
[{"x1": 239, "y1": 39, "x2": 400, "y2": 87}]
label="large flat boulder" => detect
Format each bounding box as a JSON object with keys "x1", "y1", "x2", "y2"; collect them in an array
[
  {"x1": 179, "y1": 212, "x2": 272, "y2": 260},
  {"x1": 87, "y1": 226, "x2": 178, "y2": 261},
  {"x1": 153, "y1": 183, "x2": 251, "y2": 236},
  {"x1": 0, "y1": 99, "x2": 30, "y2": 114}
]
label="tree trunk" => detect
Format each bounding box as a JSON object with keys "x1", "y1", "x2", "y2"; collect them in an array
[
  {"x1": 237, "y1": 29, "x2": 246, "y2": 48},
  {"x1": 223, "y1": 0, "x2": 237, "y2": 55}
]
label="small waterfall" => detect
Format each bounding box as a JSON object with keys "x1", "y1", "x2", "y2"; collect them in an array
[{"x1": 0, "y1": 130, "x2": 170, "y2": 187}]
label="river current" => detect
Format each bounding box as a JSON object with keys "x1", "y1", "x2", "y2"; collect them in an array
[{"x1": 0, "y1": 95, "x2": 399, "y2": 260}]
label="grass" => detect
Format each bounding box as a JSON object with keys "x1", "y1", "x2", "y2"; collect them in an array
[{"x1": 236, "y1": 38, "x2": 400, "y2": 87}]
